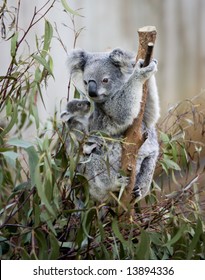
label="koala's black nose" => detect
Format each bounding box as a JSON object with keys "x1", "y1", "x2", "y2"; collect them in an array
[{"x1": 88, "y1": 80, "x2": 97, "y2": 98}]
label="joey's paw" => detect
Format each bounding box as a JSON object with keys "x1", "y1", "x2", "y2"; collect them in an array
[
  {"x1": 83, "y1": 143, "x2": 97, "y2": 155},
  {"x1": 117, "y1": 174, "x2": 130, "y2": 186}
]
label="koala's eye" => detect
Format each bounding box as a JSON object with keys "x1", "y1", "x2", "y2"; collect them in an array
[
  {"x1": 83, "y1": 80, "x2": 88, "y2": 86},
  {"x1": 77, "y1": 103, "x2": 83, "y2": 107},
  {"x1": 102, "y1": 78, "x2": 109, "y2": 83}
]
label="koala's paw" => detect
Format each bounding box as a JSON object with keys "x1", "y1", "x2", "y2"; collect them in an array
[
  {"x1": 136, "y1": 58, "x2": 145, "y2": 69},
  {"x1": 133, "y1": 187, "x2": 142, "y2": 202},
  {"x1": 116, "y1": 174, "x2": 130, "y2": 187},
  {"x1": 145, "y1": 59, "x2": 158, "y2": 72},
  {"x1": 136, "y1": 58, "x2": 157, "y2": 80}
]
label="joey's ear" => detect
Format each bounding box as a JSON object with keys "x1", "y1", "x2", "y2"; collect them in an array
[
  {"x1": 60, "y1": 111, "x2": 71, "y2": 122},
  {"x1": 109, "y1": 48, "x2": 136, "y2": 69},
  {"x1": 67, "y1": 49, "x2": 88, "y2": 74}
]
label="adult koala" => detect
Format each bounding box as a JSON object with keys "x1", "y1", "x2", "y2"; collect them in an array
[{"x1": 67, "y1": 48, "x2": 160, "y2": 201}]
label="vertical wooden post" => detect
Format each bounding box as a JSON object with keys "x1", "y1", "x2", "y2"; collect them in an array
[{"x1": 119, "y1": 26, "x2": 157, "y2": 219}]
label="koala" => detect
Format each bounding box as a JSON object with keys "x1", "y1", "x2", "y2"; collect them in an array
[
  {"x1": 60, "y1": 101, "x2": 127, "y2": 201},
  {"x1": 78, "y1": 136, "x2": 129, "y2": 202},
  {"x1": 67, "y1": 48, "x2": 159, "y2": 135},
  {"x1": 67, "y1": 48, "x2": 160, "y2": 201},
  {"x1": 60, "y1": 99, "x2": 91, "y2": 154},
  {"x1": 60, "y1": 99, "x2": 91, "y2": 134}
]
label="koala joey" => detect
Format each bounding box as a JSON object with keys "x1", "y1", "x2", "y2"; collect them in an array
[
  {"x1": 67, "y1": 48, "x2": 160, "y2": 201},
  {"x1": 60, "y1": 100, "x2": 127, "y2": 202},
  {"x1": 61, "y1": 99, "x2": 91, "y2": 133},
  {"x1": 60, "y1": 99, "x2": 91, "y2": 154},
  {"x1": 78, "y1": 136, "x2": 129, "y2": 202}
]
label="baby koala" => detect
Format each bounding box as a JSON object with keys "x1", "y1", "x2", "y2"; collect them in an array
[
  {"x1": 60, "y1": 99, "x2": 91, "y2": 154},
  {"x1": 78, "y1": 136, "x2": 129, "y2": 202},
  {"x1": 60, "y1": 99, "x2": 128, "y2": 202},
  {"x1": 61, "y1": 99, "x2": 91, "y2": 134}
]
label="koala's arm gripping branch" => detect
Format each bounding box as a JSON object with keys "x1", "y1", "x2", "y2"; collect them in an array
[{"x1": 120, "y1": 26, "x2": 157, "y2": 217}]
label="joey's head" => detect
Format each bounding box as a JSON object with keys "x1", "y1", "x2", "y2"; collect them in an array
[
  {"x1": 60, "y1": 99, "x2": 91, "y2": 123},
  {"x1": 67, "y1": 48, "x2": 135, "y2": 103}
]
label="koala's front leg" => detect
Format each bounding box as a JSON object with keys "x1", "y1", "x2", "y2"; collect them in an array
[{"x1": 109, "y1": 59, "x2": 158, "y2": 134}]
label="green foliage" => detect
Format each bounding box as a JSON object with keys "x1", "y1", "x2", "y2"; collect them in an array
[{"x1": 0, "y1": 0, "x2": 205, "y2": 260}]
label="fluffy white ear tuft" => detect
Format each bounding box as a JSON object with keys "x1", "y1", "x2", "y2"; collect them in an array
[
  {"x1": 67, "y1": 49, "x2": 88, "y2": 75},
  {"x1": 109, "y1": 48, "x2": 135, "y2": 74}
]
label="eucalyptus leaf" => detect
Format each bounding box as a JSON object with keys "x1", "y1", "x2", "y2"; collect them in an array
[
  {"x1": 163, "y1": 225, "x2": 186, "y2": 247},
  {"x1": 43, "y1": 20, "x2": 53, "y2": 55},
  {"x1": 187, "y1": 219, "x2": 203, "y2": 259},
  {"x1": 27, "y1": 146, "x2": 39, "y2": 186},
  {"x1": 1, "y1": 151, "x2": 18, "y2": 161},
  {"x1": 7, "y1": 138, "x2": 33, "y2": 149},
  {"x1": 48, "y1": 233, "x2": 60, "y2": 260},
  {"x1": 0, "y1": 105, "x2": 18, "y2": 137},
  {"x1": 136, "y1": 230, "x2": 150, "y2": 260},
  {"x1": 10, "y1": 32, "x2": 18, "y2": 58},
  {"x1": 33, "y1": 55, "x2": 53, "y2": 77},
  {"x1": 61, "y1": 0, "x2": 81, "y2": 16}
]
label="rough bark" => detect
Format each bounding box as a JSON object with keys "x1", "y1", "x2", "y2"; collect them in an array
[{"x1": 119, "y1": 26, "x2": 157, "y2": 217}]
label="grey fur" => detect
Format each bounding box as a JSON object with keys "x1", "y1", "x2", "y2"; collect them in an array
[
  {"x1": 67, "y1": 48, "x2": 160, "y2": 202},
  {"x1": 61, "y1": 100, "x2": 128, "y2": 201},
  {"x1": 78, "y1": 137, "x2": 128, "y2": 202},
  {"x1": 60, "y1": 99, "x2": 90, "y2": 134},
  {"x1": 134, "y1": 124, "x2": 159, "y2": 199},
  {"x1": 60, "y1": 99, "x2": 91, "y2": 154}
]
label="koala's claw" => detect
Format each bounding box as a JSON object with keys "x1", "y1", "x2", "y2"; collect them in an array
[
  {"x1": 137, "y1": 58, "x2": 144, "y2": 67},
  {"x1": 134, "y1": 187, "x2": 142, "y2": 198},
  {"x1": 136, "y1": 58, "x2": 158, "y2": 80},
  {"x1": 117, "y1": 174, "x2": 130, "y2": 186},
  {"x1": 136, "y1": 58, "x2": 158, "y2": 68},
  {"x1": 147, "y1": 59, "x2": 158, "y2": 71},
  {"x1": 152, "y1": 58, "x2": 158, "y2": 65}
]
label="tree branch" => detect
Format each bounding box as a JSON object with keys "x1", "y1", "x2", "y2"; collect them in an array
[{"x1": 119, "y1": 26, "x2": 157, "y2": 218}]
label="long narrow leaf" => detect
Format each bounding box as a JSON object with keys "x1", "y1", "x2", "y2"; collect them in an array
[
  {"x1": 33, "y1": 55, "x2": 53, "y2": 77},
  {"x1": 61, "y1": 0, "x2": 81, "y2": 16},
  {"x1": 187, "y1": 219, "x2": 203, "y2": 259},
  {"x1": 0, "y1": 105, "x2": 18, "y2": 137},
  {"x1": 10, "y1": 32, "x2": 18, "y2": 58},
  {"x1": 43, "y1": 20, "x2": 53, "y2": 55},
  {"x1": 136, "y1": 230, "x2": 150, "y2": 260}
]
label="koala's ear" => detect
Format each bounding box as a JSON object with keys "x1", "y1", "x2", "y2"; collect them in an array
[
  {"x1": 109, "y1": 48, "x2": 136, "y2": 73},
  {"x1": 67, "y1": 49, "x2": 88, "y2": 74},
  {"x1": 60, "y1": 111, "x2": 71, "y2": 122}
]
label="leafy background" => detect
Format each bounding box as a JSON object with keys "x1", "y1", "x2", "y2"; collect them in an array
[{"x1": 0, "y1": 0, "x2": 205, "y2": 260}]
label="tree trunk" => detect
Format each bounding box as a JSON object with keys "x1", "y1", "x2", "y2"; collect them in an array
[{"x1": 119, "y1": 26, "x2": 157, "y2": 218}]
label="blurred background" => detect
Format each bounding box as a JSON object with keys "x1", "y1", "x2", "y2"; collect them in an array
[{"x1": 1, "y1": 0, "x2": 205, "y2": 121}]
